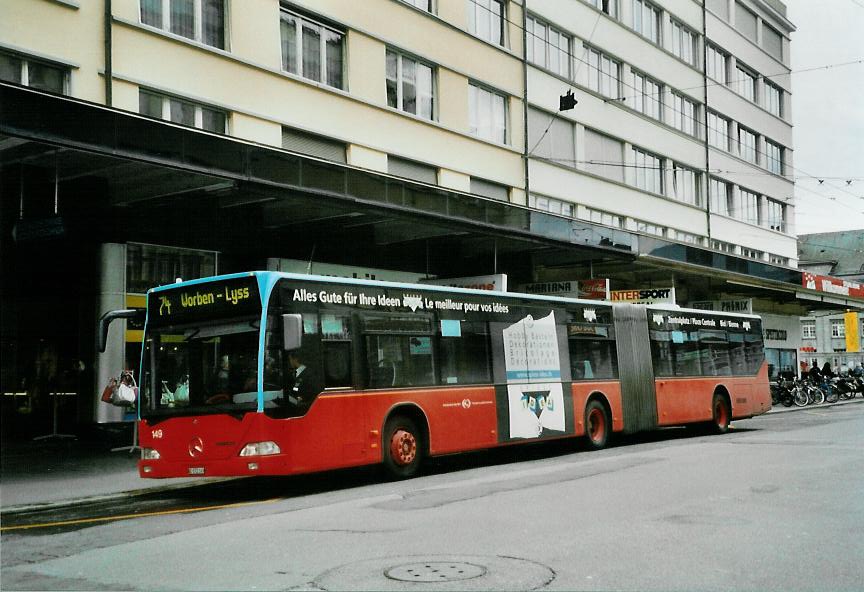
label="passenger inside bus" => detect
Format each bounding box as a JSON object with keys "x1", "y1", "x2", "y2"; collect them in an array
[{"x1": 286, "y1": 351, "x2": 322, "y2": 408}]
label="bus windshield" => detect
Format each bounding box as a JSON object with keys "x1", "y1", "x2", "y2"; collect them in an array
[{"x1": 140, "y1": 317, "x2": 261, "y2": 418}]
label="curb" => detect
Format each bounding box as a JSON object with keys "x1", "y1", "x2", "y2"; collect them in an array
[
  {"x1": 767, "y1": 396, "x2": 864, "y2": 414},
  {"x1": 0, "y1": 476, "x2": 241, "y2": 517}
]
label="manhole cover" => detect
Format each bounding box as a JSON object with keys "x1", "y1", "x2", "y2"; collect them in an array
[
  {"x1": 313, "y1": 554, "x2": 554, "y2": 591},
  {"x1": 385, "y1": 562, "x2": 485, "y2": 583}
]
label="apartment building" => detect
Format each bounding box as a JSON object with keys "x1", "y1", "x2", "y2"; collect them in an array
[
  {"x1": 2, "y1": 0, "x2": 862, "y2": 434},
  {"x1": 525, "y1": 0, "x2": 796, "y2": 267}
]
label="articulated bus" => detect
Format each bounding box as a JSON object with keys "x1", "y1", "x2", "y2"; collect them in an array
[{"x1": 99, "y1": 271, "x2": 770, "y2": 479}]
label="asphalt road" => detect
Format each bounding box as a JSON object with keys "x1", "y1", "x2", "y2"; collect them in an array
[{"x1": 3, "y1": 404, "x2": 863, "y2": 591}]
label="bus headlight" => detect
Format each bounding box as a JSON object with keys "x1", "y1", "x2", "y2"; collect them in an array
[
  {"x1": 239, "y1": 441, "x2": 281, "y2": 456},
  {"x1": 141, "y1": 448, "x2": 161, "y2": 460}
]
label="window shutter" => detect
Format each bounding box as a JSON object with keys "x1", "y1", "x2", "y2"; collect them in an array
[{"x1": 281, "y1": 127, "x2": 346, "y2": 163}]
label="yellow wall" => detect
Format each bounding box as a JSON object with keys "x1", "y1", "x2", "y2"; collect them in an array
[{"x1": 4, "y1": 0, "x2": 525, "y2": 191}]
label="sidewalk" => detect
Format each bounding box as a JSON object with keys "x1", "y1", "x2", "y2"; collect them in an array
[
  {"x1": 0, "y1": 428, "x2": 213, "y2": 515},
  {"x1": 2, "y1": 398, "x2": 862, "y2": 515}
]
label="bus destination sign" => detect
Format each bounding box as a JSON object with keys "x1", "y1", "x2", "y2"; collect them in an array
[{"x1": 148, "y1": 276, "x2": 261, "y2": 326}]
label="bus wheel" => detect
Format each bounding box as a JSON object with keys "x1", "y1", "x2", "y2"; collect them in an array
[
  {"x1": 383, "y1": 415, "x2": 423, "y2": 479},
  {"x1": 710, "y1": 394, "x2": 731, "y2": 434},
  {"x1": 584, "y1": 400, "x2": 610, "y2": 450}
]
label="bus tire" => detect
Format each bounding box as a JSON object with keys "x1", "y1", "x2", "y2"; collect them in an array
[
  {"x1": 710, "y1": 393, "x2": 731, "y2": 434},
  {"x1": 383, "y1": 415, "x2": 423, "y2": 479},
  {"x1": 584, "y1": 400, "x2": 610, "y2": 450}
]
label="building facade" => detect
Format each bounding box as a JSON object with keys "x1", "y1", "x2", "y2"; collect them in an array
[{"x1": 2, "y1": 0, "x2": 862, "y2": 436}]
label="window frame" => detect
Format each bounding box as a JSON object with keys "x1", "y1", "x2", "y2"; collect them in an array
[
  {"x1": 527, "y1": 15, "x2": 571, "y2": 79},
  {"x1": 386, "y1": 48, "x2": 436, "y2": 120},
  {"x1": 706, "y1": 43, "x2": 727, "y2": 84},
  {"x1": 632, "y1": 0, "x2": 661, "y2": 44},
  {"x1": 709, "y1": 177, "x2": 732, "y2": 216},
  {"x1": 672, "y1": 163, "x2": 700, "y2": 206},
  {"x1": 0, "y1": 50, "x2": 68, "y2": 94},
  {"x1": 469, "y1": 83, "x2": 508, "y2": 144},
  {"x1": 630, "y1": 146, "x2": 664, "y2": 195},
  {"x1": 672, "y1": 92, "x2": 699, "y2": 138},
  {"x1": 631, "y1": 70, "x2": 662, "y2": 121},
  {"x1": 707, "y1": 110, "x2": 730, "y2": 151},
  {"x1": 738, "y1": 126, "x2": 758, "y2": 164},
  {"x1": 280, "y1": 7, "x2": 346, "y2": 90},
  {"x1": 671, "y1": 19, "x2": 699, "y2": 67},
  {"x1": 139, "y1": 0, "x2": 227, "y2": 50},
  {"x1": 801, "y1": 322, "x2": 816, "y2": 339},
  {"x1": 831, "y1": 319, "x2": 846, "y2": 339},
  {"x1": 138, "y1": 88, "x2": 228, "y2": 133},
  {"x1": 737, "y1": 188, "x2": 760, "y2": 225},
  {"x1": 764, "y1": 81, "x2": 783, "y2": 117},
  {"x1": 468, "y1": 0, "x2": 505, "y2": 46},
  {"x1": 584, "y1": 45, "x2": 620, "y2": 99},
  {"x1": 736, "y1": 63, "x2": 757, "y2": 102}
]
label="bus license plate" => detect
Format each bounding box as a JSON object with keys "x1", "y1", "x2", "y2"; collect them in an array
[{"x1": 188, "y1": 467, "x2": 205, "y2": 475}]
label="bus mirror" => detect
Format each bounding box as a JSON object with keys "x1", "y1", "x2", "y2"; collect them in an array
[
  {"x1": 97, "y1": 309, "x2": 145, "y2": 352},
  {"x1": 282, "y1": 314, "x2": 303, "y2": 351}
]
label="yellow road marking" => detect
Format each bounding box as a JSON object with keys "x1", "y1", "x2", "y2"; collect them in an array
[{"x1": 0, "y1": 497, "x2": 282, "y2": 532}]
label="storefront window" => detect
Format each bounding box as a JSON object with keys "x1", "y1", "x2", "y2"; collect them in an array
[{"x1": 126, "y1": 243, "x2": 217, "y2": 294}]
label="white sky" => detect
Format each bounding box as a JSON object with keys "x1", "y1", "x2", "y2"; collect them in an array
[{"x1": 785, "y1": 0, "x2": 864, "y2": 235}]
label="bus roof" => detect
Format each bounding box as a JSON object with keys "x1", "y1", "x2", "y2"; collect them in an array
[{"x1": 150, "y1": 271, "x2": 761, "y2": 319}]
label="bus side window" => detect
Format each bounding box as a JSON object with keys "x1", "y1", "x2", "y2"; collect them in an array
[
  {"x1": 649, "y1": 330, "x2": 674, "y2": 377},
  {"x1": 437, "y1": 320, "x2": 491, "y2": 385},
  {"x1": 569, "y1": 337, "x2": 618, "y2": 380},
  {"x1": 728, "y1": 333, "x2": 747, "y2": 375},
  {"x1": 699, "y1": 330, "x2": 731, "y2": 376},
  {"x1": 321, "y1": 313, "x2": 352, "y2": 388}
]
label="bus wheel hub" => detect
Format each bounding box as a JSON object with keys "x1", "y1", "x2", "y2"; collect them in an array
[{"x1": 390, "y1": 430, "x2": 416, "y2": 465}]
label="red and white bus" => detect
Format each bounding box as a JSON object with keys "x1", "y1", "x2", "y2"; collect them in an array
[{"x1": 100, "y1": 271, "x2": 770, "y2": 479}]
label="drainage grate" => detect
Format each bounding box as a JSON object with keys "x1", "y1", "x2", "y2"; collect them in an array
[{"x1": 385, "y1": 562, "x2": 485, "y2": 583}]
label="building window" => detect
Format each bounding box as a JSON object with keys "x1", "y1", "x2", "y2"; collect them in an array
[
  {"x1": 707, "y1": 111, "x2": 730, "y2": 150},
  {"x1": 709, "y1": 177, "x2": 732, "y2": 216},
  {"x1": 470, "y1": 177, "x2": 509, "y2": 201},
  {"x1": 528, "y1": 16, "x2": 571, "y2": 79},
  {"x1": 706, "y1": 44, "x2": 727, "y2": 84},
  {"x1": 737, "y1": 188, "x2": 760, "y2": 225},
  {"x1": 0, "y1": 51, "x2": 68, "y2": 94},
  {"x1": 711, "y1": 239, "x2": 736, "y2": 253},
  {"x1": 740, "y1": 246, "x2": 763, "y2": 260},
  {"x1": 738, "y1": 127, "x2": 757, "y2": 164},
  {"x1": 632, "y1": 0, "x2": 661, "y2": 44},
  {"x1": 585, "y1": 207, "x2": 623, "y2": 227},
  {"x1": 764, "y1": 82, "x2": 783, "y2": 117},
  {"x1": 469, "y1": 83, "x2": 507, "y2": 143},
  {"x1": 736, "y1": 64, "x2": 757, "y2": 102},
  {"x1": 671, "y1": 20, "x2": 698, "y2": 67},
  {"x1": 584, "y1": 0, "x2": 619, "y2": 18},
  {"x1": 469, "y1": 0, "x2": 504, "y2": 46},
  {"x1": 765, "y1": 198, "x2": 786, "y2": 232},
  {"x1": 636, "y1": 220, "x2": 666, "y2": 237},
  {"x1": 672, "y1": 93, "x2": 698, "y2": 137},
  {"x1": 388, "y1": 155, "x2": 437, "y2": 184},
  {"x1": 672, "y1": 163, "x2": 700, "y2": 206},
  {"x1": 140, "y1": 0, "x2": 225, "y2": 49},
  {"x1": 801, "y1": 321, "x2": 816, "y2": 339},
  {"x1": 831, "y1": 319, "x2": 846, "y2": 339},
  {"x1": 139, "y1": 89, "x2": 227, "y2": 133},
  {"x1": 584, "y1": 129, "x2": 624, "y2": 182},
  {"x1": 631, "y1": 147, "x2": 663, "y2": 194},
  {"x1": 282, "y1": 127, "x2": 346, "y2": 163},
  {"x1": 674, "y1": 230, "x2": 703, "y2": 244},
  {"x1": 735, "y1": 2, "x2": 758, "y2": 42},
  {"x1": 528, "y1": 107, "x2": 575, "y2": 163},
  {"x1": 584, "y1": 46, "x2": 620, "y2": 98},
  {"x1": 762, "y1": 24, "x2": 783, "y2": 62},
  {"x1": 631, "y1": 71, "x2": 662, "y2": 121},
  {"x1": 280, "y1": 9, "x2": 345, "y2": 89},
  {"x1": 530, "y1": 194, "x2": 575, "y2": 217},
  {"x1": 386, "y1": 49, "x2": 435, "y2": 120},
  {"x1": 402, "y1": 0, "x2": 432, "y2": 11},
  {"x1": 765, "y1": 139, "x2": 783, "y2": 175},
  {"x1": 769, "y1": 254, "x2": 788, "y2": 265}
]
